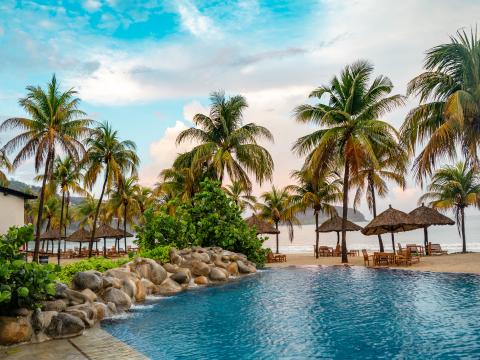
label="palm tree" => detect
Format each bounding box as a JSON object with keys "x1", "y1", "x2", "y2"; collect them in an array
[
  {"x1": 257, "y1": 186, "x2": 300, "y2": 254},
  {"x1": 176, "y1": 91, "x2": 274, "y2": 191},
  {"x1": 75, "y1": 195, "x2": 98, "y2": 231},
  {"x1": 133, "y1": 185, "x2": 152, "y2": 220},
  {"x1": 0, "y1": 149, "x2": 11, "y2": 186},
  {"x1": 287, "y1": 169, "x2": 342, "y2": 258},
  {"x1": 155, "y1": 166, "x2": 201, "y2": 202},
  {"x1": 420, "y1": 162, "x2": 480, "y2": 253},
  {"x1": 401, "y1": 28, "x2": 480, "y2": 181},
  {"x1": 84, "y1": 122, "x2": 139, "y2": 257},
  {"x1": 223, "y1": 181, "x2": 257, "y2": 212},
  {"x1": 293, "y1": 61, "x2": 404, "y2": 263},
  {"x1": 0, "y1": 75, "x2": 91, "y2": 262},
  {"x1": 349, "y1": 144, "x2": 407, "y2": 251}
]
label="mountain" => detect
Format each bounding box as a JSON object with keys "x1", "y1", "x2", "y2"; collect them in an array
[
  {"x1": 7, "y1": 179, "x2": 84, "y2": 205},
  {"x1": 296, "y1": 207, "x2": 367, "y2": 225}
]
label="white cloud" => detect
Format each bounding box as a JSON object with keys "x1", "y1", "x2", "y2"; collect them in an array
[
  {"x1": 83, "y1": 0, "x2": 102, "y2": 12},
  {"x1": 176, "y1": 0, "x2": 218, "y2": 38}
]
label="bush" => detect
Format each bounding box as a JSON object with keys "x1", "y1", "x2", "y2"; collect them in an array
[
  {"x1": 0, "y1": 225, "x2": 34, "y2": 261},
  {"x1": 57, "y1": 257, "x2": 129, "y2": 285},
  {"x1": 137, "y1": 245, "x2": 172, "y2": 264}
]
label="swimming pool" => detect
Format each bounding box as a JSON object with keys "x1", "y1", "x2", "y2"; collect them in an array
[{"x1": 103, "y1": 267, "x2": 480, "y2": 359}]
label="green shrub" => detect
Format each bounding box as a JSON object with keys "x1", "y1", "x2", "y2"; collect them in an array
[
  {"x1": 137, "y1": 245, "x2": 172, "y2": 264},
  {"x1": 57, "y1": 257, "x2": 129, "y2": 285},
  {"x1": 0, "y1": 225, "x2": 34, "y2": 261}
]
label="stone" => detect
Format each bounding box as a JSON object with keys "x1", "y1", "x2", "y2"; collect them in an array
[
  {"x1": 163, "y1": 263, "x2": 179, "y2": 273},
  {"x1": 121, "y1": 279, "x2": 137, "y2": 300},
  {"x1": 107, "y1": 302, "x2": 117, "y2": 314},
  {"x1": 46, "y1": 313, "x2": 85, "y2": 339},
  {"x1": 12, "y1": 308, "x2": 31, "y2": 317},
  {"x1": 194, "y1": 276, "x2": 209, "y2": 285},
  {"x1": 191, "y1": 251, "x2": 210, "y2": 263},
  {"x1": 93, "y1": 302, "x2": 108, "y2": 321},
  {"x1": 31, "y1": 310, "x2": 57, "y2": 332},
  {"x1": 81, "y1": 288, "x2": 97, "y2": 302},
  {"x1": 237, "y1": 260, "x2": 256, "y2": 274},
  {"x1": 42, "y1": 299, "x2": 67, "y2": 312},
  {"x1": 0, "y1": 316, "x2": 33, "y2": 345},
  {"x1": 227, "y1": 262, "x2": 239, "y2": 276},
  {"x1": 102, "y1": 287, "x2": 132, "y2": 312},
  {"x1": 170, "y1": 269, "x2": 190, "y2": 284},
  {"x1": 156, "y1": 278, "x2": 183, "y2": 296},
  {"x1": 134, "y1": 280, "x2": 147, "y2": 302},
  {"x1": 104, "y1": 268, "x2": 139, "y2": 283},
  {"x1": 129, "y1": 258, "x2": 168, "y2": 285},
  {"x1": 72, "y1": 271, "x2": 103, "y2": 292},
  {"x1": 209, "y1": 267, "x2": 228, "y2": 281},
  {"x1": 191, "y1": 260, "x2": 211, "y2": 277},
  {"x1": 140, "y1": 278, "x2": 156, "y2": 294},
  {"x1": 102, "y1": 276, "x2": 122, "y2": 289},
  {"x1": 169, "y1": 248, "x2": 182, "y2": 265},
  {"x1": 214, "y1": 260, "x2": 229, "y2": 269},
  {"x1": 55, "y1": 283, "x2": 90, "y2": 306}
]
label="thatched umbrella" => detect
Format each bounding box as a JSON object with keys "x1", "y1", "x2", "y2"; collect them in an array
[
  {"x1": 245, "y1": 215, "x2": 280, "y2": 235},
  {"x1": 409, "y1": 203, "x2": 455, "y2": 255},
  {"x1": 316, "y1": 215, "x2": 363, "y2": 246},
  {"x1": 40, "y1": 229, "x2": 66, "y2": 254},
  {"x1": 66, "y1": 228, "x2": 97, "y2": 253},
  {"x1": 94, "y1": 224, "x2": 132, "y2": 256},
  {"x1": 361, "y1": 205, "x2": 422, "y2": 254}
]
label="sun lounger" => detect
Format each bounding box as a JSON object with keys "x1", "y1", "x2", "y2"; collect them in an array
[
  {"x1": 395, "y1": 249, "x2": 420, "y2": 266},
  {"x1": 362, "y1": 249, "x2": 373, "y2": 266},
  {"x1": 428, "y1": 243, "x2": 448, "y2": 255},
  {"x1": 267, "y1": 251, "x2": 287, "y2": 263},
  {"x1": 318, "y1": 246, "x2": 333, "y2": 257}
]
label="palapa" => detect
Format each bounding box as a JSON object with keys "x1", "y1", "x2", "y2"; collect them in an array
[
  {"x1": 245, "y1": 215, "x2": 280, "y2": 234},
  {"x1": 316, "y1": 215, "x2": 363, "y2": 247}
]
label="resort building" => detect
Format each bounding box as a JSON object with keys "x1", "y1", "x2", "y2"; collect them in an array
[{"x1": 0, "y1": 186, "x2": 37, "y2": 234}]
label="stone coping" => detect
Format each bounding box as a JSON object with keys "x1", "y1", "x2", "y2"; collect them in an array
[{"x1": 1, "y1": 326, "x2": 148, "y2": 360}]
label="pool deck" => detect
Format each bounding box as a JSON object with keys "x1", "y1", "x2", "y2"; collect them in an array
[{"x1": 1, "y1": 326, "x2": 148, "y2": 360}]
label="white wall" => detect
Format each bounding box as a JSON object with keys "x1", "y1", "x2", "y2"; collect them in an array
[{"x1": 0, "y1": 194, "x2": 25, "y2": 234}]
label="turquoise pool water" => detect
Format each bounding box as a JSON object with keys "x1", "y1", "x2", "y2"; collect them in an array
[{"x1": 103, "y1": 267, "x2": 480, "y2": 359}]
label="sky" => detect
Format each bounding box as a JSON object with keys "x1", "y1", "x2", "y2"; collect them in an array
[{"x1": 0, "y1": 0, "x2": 479, "y2": 216}]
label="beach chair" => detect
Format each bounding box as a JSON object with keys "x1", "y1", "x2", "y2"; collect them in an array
[
  {"x1": 319, "y1": 246, "x2": 332, "y2": 257},
  {"x1": 332, "y1": 245, "x2": 341, "y2": 257},
  {"x1": 428, "y1": 243, "x2": 448, "y2": 255},
  {"x1": 362, "y1": 249, "x2": 373, "y2": 266},
  {"x1": 267, "y1": 251, "x2": 278, "y2": 263},
  {"x1": 395, "y1": 249, "x2": 420, "y2": 266}
]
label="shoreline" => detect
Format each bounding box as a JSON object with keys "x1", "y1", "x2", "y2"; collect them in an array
[{"x1": 266, "y1": 252, "x2": 480, "y2": 274}]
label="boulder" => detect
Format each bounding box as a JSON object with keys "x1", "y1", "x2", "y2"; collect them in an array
[
  {"x1": 102, "y1": 288, "x2": 132, "y2": 312},
  {"x1": 65, "y1": 309, "x2": 95, "y2": 328},
  {"x1": 55, "y1": 283, "x2": 90, "y2": 306},
  {"x1": 140, "y1": 278, "x2": 156, "y2": 295},
  {"x1": 163, "y1": 263, "x2": 179, "y2": 273},
  {"x1": 31, "y1": 310, "x2": 57, "y2": 333},
  {"x1": 12, "y1": 308, "x2": 31, "y2": 317},
  {"x1": 227, "y1": 262, "x2": 239, "y2": 276},
  {"x1": 134, "y1": 280, "x2": 147, "y2": 302},
  {"x1": 72, "y1": 271, "x2": 103, "y2": 292},
  {"x1": 156, "y1": 278, "x2": 183, "y2": 296},
  {"x1": 93, "y1": 302, "x2": 108, "y2": 321},
  {"x1": 0, "y1": 316, "x2": 33, "y2": 345},
  {"x1": 46, "y1": 313, "x2": 85, "y2": 339},
  {"x1": 169, "y1": 248, "x2": 182, "y2": 265},
  {"x1": 170, "y1": 269, "x2": 190, "y2": 284},
  {"x1": 107, "y1": 302, "x2": 117, "y2": 314},
  {"x1": 194, "y1": 276, "x2": 209, "y2": 285},
  {"x1": 209, "y1": 267, "x2": 228, "y2": 281},
  {"x1": 237, "y1": 260, "x2": 256, "y2": 274},
  {"x1": 81, "y1": 288, "x2": 97, "y2": 302},
  {"x1": 191, "y1": 251, "x2": 210, "y2": 263},
  {"x1": 130, "y1": 258, "x2": 167, "y2": 285},
  {"x1": 121, "y1": 279, "x2": 137, "y2": 300},
  {"x1": 42, "y1": 299, "x2": 67, "y2": 312},
  {"x1": 102, "y1": 276, "x2": 122, "y2": 289},
  {"x1": 104, "y1": 269, "x2": 139, "y2": 283},
  {"x1": 191, "y1": 260, "x2": 211, "y2": 277},
  {"x1": 214, "y1": 260, "x2": 229, "y2": 269}
]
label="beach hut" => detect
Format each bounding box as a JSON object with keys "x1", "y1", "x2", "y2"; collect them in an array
[
  {"x1": 409, "y1": 203, "x2": 455, "y2": 255},
  {"x1": 66, "y1": 228, "x2": 95, "y2": 256},
  {"x1": 316, "y1": 215, "x2": 363, "y2": 246},
  {"x1": 40, "y1": 229, "x2": 65, "y2": 254},
  {"x1": 245, "y1": 215, "x2": 280, "y2": 235},
  {"x1": 94, "y1": 224, "x2": 132, "y2": 257},
  {"x1": 361, "y1": 205, "x2": 422, "y2": 254}
]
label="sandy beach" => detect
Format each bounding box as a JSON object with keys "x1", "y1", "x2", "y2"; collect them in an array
[{"x1": 267, "y1": 252, "x2": 480, "y2": 274}]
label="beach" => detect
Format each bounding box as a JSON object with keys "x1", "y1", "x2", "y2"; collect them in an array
[{"x1": 267, "y1": 252, "x2": 480, "y2": 274}]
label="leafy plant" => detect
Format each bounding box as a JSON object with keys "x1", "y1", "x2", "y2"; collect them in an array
[
  {"x1": 137, "y1": 245, "x2": 172, "y2": 264},
  {"x1": 57, "y1": 257, "x2": 129, "y2": 285},
  {"x1": 0, "y1": 225, "x2": 34, "y2": 261}
]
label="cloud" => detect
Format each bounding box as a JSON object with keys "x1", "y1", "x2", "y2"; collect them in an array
[
  {"x1": 176, "y1": 0, "x2": 218, "y2": 38},
  {"x1": 83, "y1": 0, "x2": 102, "y2": 12}
]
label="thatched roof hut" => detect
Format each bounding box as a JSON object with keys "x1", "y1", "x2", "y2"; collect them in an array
[
  {"x1": 316, "y1": 215, "x2": 363, "y2": 233},
  {"x1": 409, "y1": 203, "x2": 455, "y2": 226},
  {"x1": 39, "y1": 229, "x2": 65, "y2": 240},
  {"x1": 66, "y1": 228, "x2": 93, "y2": 242},
  {"x1": 245, "y1": 215, "x2": 279, "y2": 234},
  {"x1": 94, "y1": 224, "x2": 132, "y2": 239},
  {"x1": 361, "y1": 205, "x2": 422, "y2": 236}
]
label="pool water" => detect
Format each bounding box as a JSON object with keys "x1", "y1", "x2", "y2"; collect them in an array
[{"x1": 103, "y1": 267, "x2": 480, "y2": 359}]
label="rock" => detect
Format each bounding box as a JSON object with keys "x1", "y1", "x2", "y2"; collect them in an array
[
  {"x1": 121, "y1": 279, "x2": 137, "y2": 300},
  {"x1": 102, "y1": 288, "x2": 132, "y2": 312},
  {"x1": 0, "y1": 316, "x2": 33, "y2": 345},
  {"x1": 163, "y1": 263, "x2": 179, "y2": 273},
  {"x1": 191, "y1": 260, "x2": 211, "y2": 277},
  {"x1": 42, "y1": 299, "x2": 67, "y2": 312},
  {"x1": 169, "y1": 248, "x2": 182, "y2": 265},
  {"x1": 55, "y1": 283, "x2": 90, "y2": 306},
  {"x1": 194, "y1": 276, "x2": 209, "y2": 285},
  {"x1": 134, "y1": 280, "x2": 147, "y2": 302},
  {"x1": 170, "y1": 269, "x2": 190, "y2": 284},
  {"x1": 72, "y1": 271, "x2": 103, "y2": 292},
  {"x1": 191, "y1": 251, "x2": 210, "y2": 263},
  {"x1": 46, "y1": 313, "x2": 85, "y2": 339},
  {"x1": 31, "y1": 310, "x2": 58, "y2": 333},
  {"x1": 102, "y1": 276, "x2": 122, "y2": 289},
  {"x1": 227, "y1": 262, "x2": 239, "y2": 276},
  {"x1": 209, "y1": 267, "x2": 228, "y2": 281},
  {"x1": 93, "y1": 302, "x2": 108, "y2": 321},
  {"x1": 81, "y1": 288, "x2": 97, "y2": 302},
  {"x1": 140, "y1": 278, "x2": 156, "y2": 294},
  {"x1": 107, "y1": 302, "x2": 117, "y2": 314},
  {"x1": 156, "y1": 278, "x2": 183, "y2": 296},
  {"x1": 12, "y1": 308, "x2": 31, "y2": 317},
  {"x1": 129, "y1": 258, "x2": 168, "y2": 285},
  {"x1": 104, "y1": 269, "x2": 139, "y2": 283},
  {"x1": 65, "y1": 309, "x2": 95, "y2": 328},
  {"x1": 237, "y1": 260, "x2": 256, "y2": 274},
  {"x1": 214, "y1": 260, "x2": 229, "y2": 269}
]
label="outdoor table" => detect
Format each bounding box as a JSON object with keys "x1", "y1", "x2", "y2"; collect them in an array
[{"x1": 373, "y1": 252, "x2": 395, "y2": 266}]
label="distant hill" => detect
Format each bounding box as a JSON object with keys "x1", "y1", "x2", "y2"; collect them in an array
[
  {"x1": 8, "y1": 179, "x2": 84, "y2": 205},
  {"x1": 296, "y1": 207, "x2": 367, "y2": 225}
]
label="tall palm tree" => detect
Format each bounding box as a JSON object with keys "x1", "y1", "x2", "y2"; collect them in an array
[
  {"x1": 133, "y1": 185, "x2": 152, "y2": 220},
  {"x1": 84, "y1": 122, "x2": 139, "y2": 257},
  {"x1": 401, "y1": 28, "x2": 480, "y2": 181},
  {"x1": 420, "y1": 162, "x2": 480, "y2": 253},
  {"x1": 155, "y1": 166, "x2": 202, "y2": 202},
  {"x1": 176, "y1": 91, "x2": 274, "y2": 191},
  {"x1": 293, "y1": 61, "x2": 404, "y2": 263},
  {"x1": 75, "y1": 195, "x2": 98, "y2": 231},
  {"x1": 0, "y1": 149, "x2": 12, "y2": 186},
  {"x1": 0, "y1": 75, "x2": 91, "y2": 262},
  {"x1": 287, "y1": 169, "x2": 342, "y2": 258},
  {"x1": 349, "y1": 144, "x2": 407, "y2": 251},
  {"x1": 223, "y1": 181, "x2": 257, "y2": 212},
  {"x1": 257, "y1": 186, "x2": 300, "y2": 254}
]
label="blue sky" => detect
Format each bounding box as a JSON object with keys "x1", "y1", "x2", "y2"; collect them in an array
[{"x1": 1, "y1": 0, "x2": 480, "y2": 214}]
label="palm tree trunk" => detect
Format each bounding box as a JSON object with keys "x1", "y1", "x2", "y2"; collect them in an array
[
  {"x1": 89, "y1": 164, "x2": 109, "y2": 257},
  {"x1": 369, "y1": 177, "x2": 384, "y2": 252},
  {"x1": 315, "y1": 211, "x2": 319, "y2": 259},
  {"x1": 275, "y1": 221, "x2": 279, "y2": 254},
  {"x1": 64, "y1": 193, "x2": 70, "y2": 252},
  {"x1": 57, "y1": 190, "x2": 65, "y2": 265},
  {"x1": 341, "y1": 160, "x2": 350, "y2": 263},
  {"x1": 124, "y1": 203, "x2": 127, "y2": 254},
  {"x1": 33, "y1": 149, "x2": 53, "y2": 262},
  {"x1": 461, "y1": 206, "x2": 466, "y2": 253}
]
